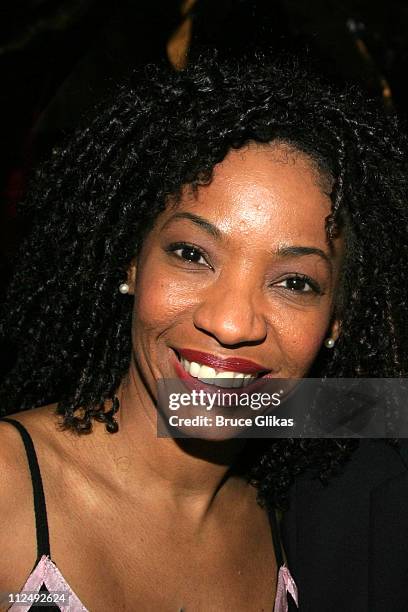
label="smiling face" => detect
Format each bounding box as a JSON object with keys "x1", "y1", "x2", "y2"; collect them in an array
[{"x1": 127, "y1": 141, "x2": 344, "y2": 408}]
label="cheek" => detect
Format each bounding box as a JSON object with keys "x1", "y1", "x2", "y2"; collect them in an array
[
  {"x1": 132, "y1": 263, "x2": 196, "y2": 331},
  {"x1": 271, "y1": 308, "x2": 330, "y2": 373}
]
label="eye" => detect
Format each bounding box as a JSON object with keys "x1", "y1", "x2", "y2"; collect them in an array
[
  {"x1": 275, "y1": 275, "x2": 322, "y2": 294},
  {"x1": 166, "y1": 242, "x2": 210, "y2": 267}
]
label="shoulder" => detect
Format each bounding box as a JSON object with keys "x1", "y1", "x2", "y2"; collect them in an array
[
  {"x1": 0, "y1": 417, "x2": 31, "y2": 512},
  {"x1": 0, "y1": 416, "x2": 36, "y2": 590},
  {"x1": 0, "y1": 406, "x2": 61, "y2": 589},
  {"x1": 0, "y1": 404, "x2": 72, "y2": 468},
  {"x1": 0, "y1": 404, "x2": 84, "y2": 506},
  {"x1": 0, "y1": 408, "x2": 56, "y2": 503}
]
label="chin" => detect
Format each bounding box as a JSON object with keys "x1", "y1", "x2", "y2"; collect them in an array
[
  {"x1": 157, "y1": 414, "x2": 250, "y2": 442},
  {"x1": 155, "y1": 395, "x2": 255, "y2": 440}
]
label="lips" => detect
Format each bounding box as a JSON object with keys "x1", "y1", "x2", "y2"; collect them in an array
[
  {"x1": 176, "y1": 348, "x2": 270, "y2": 374},
  {"x1": 171, "y1": 349, "x2": 274, "y2": 396}
]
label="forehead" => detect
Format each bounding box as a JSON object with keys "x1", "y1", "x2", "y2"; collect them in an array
[{"x1": 170, "y1": 142, "x2": 333, "y2": 248}]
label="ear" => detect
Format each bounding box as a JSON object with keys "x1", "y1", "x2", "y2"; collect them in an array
[
  {"x1": 126, "y1": 259, "x2": 137, "y2": 295},
  {"x1": 330, "y1": 318, "x2": 341, "y2": 342}
]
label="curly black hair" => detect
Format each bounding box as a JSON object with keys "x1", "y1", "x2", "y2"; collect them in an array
[{"x1": 1, "y1": 52, "x2": 407, "y2": 510}]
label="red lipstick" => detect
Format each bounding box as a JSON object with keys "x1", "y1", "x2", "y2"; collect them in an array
[{"x1": 176, "y1": 348, "x2": 269, "y2": 374}]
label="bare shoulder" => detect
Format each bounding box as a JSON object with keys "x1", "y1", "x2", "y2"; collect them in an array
[
  {"x1": 0, "y1": 405, "x2": 61, "y2": 591},
  {"x1": 0, "y1": 404, "x2": 59, "y2": 466},
  {"x1": 0, "y1": 403, "x2": 73, "y2": 512}
]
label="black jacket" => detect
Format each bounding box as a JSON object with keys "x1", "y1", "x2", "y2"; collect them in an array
[{"x1": 281, "y1": 439, "x2": 408, "y2": 612}]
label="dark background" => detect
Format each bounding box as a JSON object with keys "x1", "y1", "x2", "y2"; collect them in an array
[{"x1": 1, "y1": 0, "x2": 407, "y2": 375}]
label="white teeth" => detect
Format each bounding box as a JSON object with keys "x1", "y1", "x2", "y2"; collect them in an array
[
  {"x1": 197, "y1": 365, "x2": 216, "y2": 382},
  {"x1": 214, "y1": 371, "x2": 235, "y2": 388},
  {"x1": 243, "y1": 375, "x2": 253, "y2": 387},
  {"x1": 233, "y1": 373, "x2": 244, "y2": 388},
  {"x1": 189, "y1": 361, "x2": 201, "y2": 377},
  {"x1": 179, "y1": 357, "x2": 257, "y2": 388}
]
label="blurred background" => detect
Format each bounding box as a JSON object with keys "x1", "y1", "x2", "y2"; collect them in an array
[{"x1": 1, "y1": 0, "x2": 407, "y2": 376}]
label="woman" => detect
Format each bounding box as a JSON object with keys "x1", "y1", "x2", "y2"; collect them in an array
[{"x1": 0, "y1": 53, "x2": 407, "y2": 611}]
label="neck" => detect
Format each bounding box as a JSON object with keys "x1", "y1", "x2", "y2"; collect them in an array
[{"x1": 93, "y1": 364, "x2": 248, "y2": 519}]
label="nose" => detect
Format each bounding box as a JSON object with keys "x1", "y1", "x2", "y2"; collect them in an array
[{"x1": 192, "y1": 276, "x2": 268, "y2": 346}]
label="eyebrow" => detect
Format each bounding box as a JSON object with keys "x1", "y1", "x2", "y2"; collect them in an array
[
  {"x1": 275, "y1": 245, "x2": 333, "y2": 273},
  {"x1": 163, "y1": 212, "x2": 333, "y2": 271},
  {"x1": 162, "y1": 212, "x2": 222, "y2": 239}
]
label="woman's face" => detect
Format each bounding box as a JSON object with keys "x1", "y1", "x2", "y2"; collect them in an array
[{"x1": 128, "y1": 142, "x2": 344, "y2": 405}]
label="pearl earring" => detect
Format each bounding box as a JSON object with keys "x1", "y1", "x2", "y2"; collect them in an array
[
  {"x1": 324, "y1": 337, "x2": 335, "y2": 349},
  {"x1": 118, "y1": 283, "x2": 129, "y2": 294}
]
